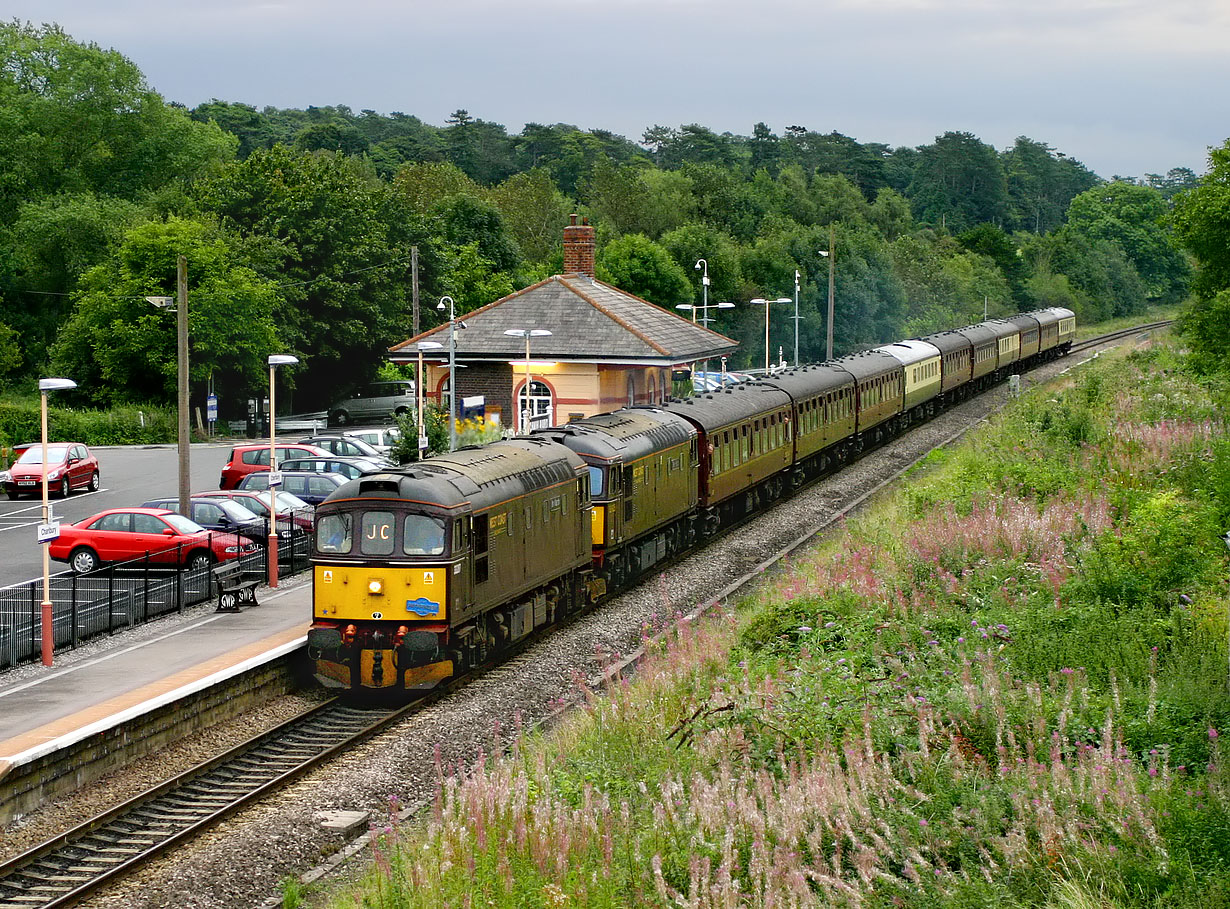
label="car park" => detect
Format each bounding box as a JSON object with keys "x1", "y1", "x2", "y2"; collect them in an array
[
  {"x1": 1, "y1": 442, "x2": 100, "y2": 499},
  {"x1": 277, "y1": 456, "x2": 388, "y2": 480},
  {"x1": 219, "y1": 443, "x2": 327, "y2": 489},
  {"x1": 237, "y1": 470, "x2": 347, "y2": 506},
  {"x1": 194, "y1": 489, "x2": 315, "y2": 533},
  {"x1": 47, "y1": 507, "x2": 259, "y2": 573},
  {"x1": 297, "y1": 435, "x2": 393, "y2": 464},
  {"x1": 140, "y1": 496, "x2": 265, "y2": 543},
  {"x1": 326, "y1": 381, "x2": 414, "y2": 426},
  {"x1": 342, "y1": 427, "x2": 400, "y2": 454}
]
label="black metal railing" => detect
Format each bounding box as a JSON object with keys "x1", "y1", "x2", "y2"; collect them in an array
[{"x1": 0, "y1": 510, "x2": 313, "y2": 671}]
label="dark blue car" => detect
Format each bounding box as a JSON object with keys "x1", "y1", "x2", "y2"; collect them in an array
[
  {"x1": 237, "y1": 470, "x2": 347, "y2": 506},
  {"x1": 141, "y1": 496, "x2": 266, "y2": 543}
]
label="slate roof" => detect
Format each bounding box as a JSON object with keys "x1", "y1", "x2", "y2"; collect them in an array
[{"x1": 389, "y1": 275, "x2": 738, "y2": 364}]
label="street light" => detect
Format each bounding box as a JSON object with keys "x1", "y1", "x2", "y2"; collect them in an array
[
  {"x1": 820, "y1": 227, "x2": 835, "y2": 360},
  {"x1": 266, "y1": 354, "x2": 298, "y2": 587},
  {"x1": 504, "y1": 329, "x2": 553, "y2": 432},
  {"x1": 414, "y1": 340, "x2": 444, "y2": 459},
  {"x1": 145, "y1": 254, "x2": 189, "y2": 515},
  {"x1": 691, "y1": 259, "x2": 709, "y2": 324},
  {"x1": 37, "y1": 377, "x2": 76, "y2": 667},
  {"x1": 792, "y1": 269, "x2": 802, "y2": 367},
  {"x1": 750, "y1": 298, "x2": 792, "y2": 373},
  {"x1": 436, "y1": 296, "x2": 459, "y2": 452},
  {"x1": 674, "y1": 300, "x2": 735, "y2": 330}
]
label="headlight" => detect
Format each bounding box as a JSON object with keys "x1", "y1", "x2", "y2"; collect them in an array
[
  {"x1": 0, "y1": 471, "x2": 9, "y2": 483},
  {"x1": 46, "y1": 469, "x2": 63, "y2": 480}
]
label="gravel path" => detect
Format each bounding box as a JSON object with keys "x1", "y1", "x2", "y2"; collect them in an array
[{"x1": 0, "y1": 348, "x2": 1110, "y2": 909}]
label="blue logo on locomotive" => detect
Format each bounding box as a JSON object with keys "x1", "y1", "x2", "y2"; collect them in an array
[{"x1": 405, "y1": 597, "x2": 441, "y2": 616}]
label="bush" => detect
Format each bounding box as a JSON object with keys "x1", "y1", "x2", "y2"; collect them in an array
[{"x1": 0, "y1": 400, "x2": 177, "y2": 452}]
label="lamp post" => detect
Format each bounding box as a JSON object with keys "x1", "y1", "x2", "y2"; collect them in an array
[
  {"x1": 691, "y1": 259, "x2": 709, "y2": 324},
  {"x1": 145, "y1": 255, "x2": 190, "y2": 515},
  {"x1": 750, "y1": 298, "x2": 792, "y2": 373},
  {"x1": 820, "y1": 226, "x2": 835, "y2": 360},
  {"x1": 674, "y1": 300, "x2": 735, "y2": 331},
  {"x1": 792, "y1": 269, "x2": 802, "y2": 367},
  {"x1": 436, "y1": 296, "x2": 458, "y2": 452},
  {"x1": 415, "y1": 340, "x2": 444, "y2": 459},
  {"x1": 266, "y1": 354, "x2": 298, "y2": 587},
  {"x1": 37, "y1": 377, "x2": 76, "y2": 666},
  {"x1": 504, "y1": 329, "x2": 553, "y2": 432}
]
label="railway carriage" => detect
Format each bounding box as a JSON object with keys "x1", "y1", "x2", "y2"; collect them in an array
[
  {"x1": 986, "y1": 319, "x2": 1023, "y2": 372},
  {"x1": 308, "y1": 438, "x2": 591, "y2": 693},
  {"x1": 876, "y1": 340, "x2": 943, "y2": 428},
  {"x1": 835, "y1": 350, "x2": 906, "y2": 447},
  {"x1": 955, "y1": 323, "x2": 1000, "y2": 390},
  {"x1": 757, "y1": 365, "x2": 856, "y2": 483},
  {"x1": 919, "y1": 329, "x2": 975, "y2": 404},
  {"x1": 1006, "y1": 313, "x2": 1042, "y2": 361},
  {"x1": 536, "y1": 408, "x2": 698, "y2": 594},
  {"x1": 1050, "y1": 307, "x2": 1077, "y2": 351},
  {"x1": 662, "y1": 382, "x2": 795, "y2": 534}
]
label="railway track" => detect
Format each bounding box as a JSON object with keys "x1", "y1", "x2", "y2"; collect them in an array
[
  {"x1": 0, "y1": 700, "x2": 404, "y2": 908},
  {"x1": 0, "y1": 320, "x2": 1169, "y2": 908}
]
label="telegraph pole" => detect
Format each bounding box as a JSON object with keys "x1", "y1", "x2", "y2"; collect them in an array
[
  {"x1": 411, "y1": 246, "x2": 421, "y2": 337},
  {"x1": 177, "y1": 255, "x2": 190, "y2": 516}
]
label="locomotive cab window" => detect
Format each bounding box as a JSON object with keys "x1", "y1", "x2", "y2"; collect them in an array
[
  {"x1": 361, "y1": 511, "x2": 396, "y2": 556},
  {"x1": 588, "y1": 466, "x2": 605, "y2": 498},
  {"x1": 403, "y1": 514, "x2": 445, "y2": 556},
  {"x1": 317, "y1": 513, "x2": 353, "y2": 554}
]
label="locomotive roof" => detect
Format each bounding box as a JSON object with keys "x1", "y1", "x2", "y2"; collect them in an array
[
  {"x1": 876, "y1": 339, "x2": 942, "y2": 367},
  {"x1": 533, "y1": 407, "x2": 695, "y2": 462},
  {"x1": 322, "y1": 437, "x2": 583, "y2": 513},
  {"x1": 954, "y1": 322, "x2": 997, "y2": 346},
  {"x1": 662, "y1": 381, "x2": 793, "y2": 432},
  {"x1": 756, "y1": 363, "x2": 853, "y2": 400}
]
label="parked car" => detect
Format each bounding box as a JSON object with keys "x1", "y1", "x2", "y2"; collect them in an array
[
  {"x1": 298, "y1": 434, "x2": 393, "y2": 463},
  {"x1": 194, "y1": 489, "x2": 315, "y2": 533},
  {"x1": 237, "y1": 470, "x2": 347, "y2": 506},
  {"x1": 1, "y1": 442, "x2": 100, "y2": 499},
  {"x1": 327, "y1": 381, "x2": 414, "y2": 427},
  {"x1": 141, "y1": 496, "x2": 265, "y2": 543},
  {"x1": 343, "y1": 427, "x2": 400, "y2": 454},
  {"x1": 277, "y1": 456, "x2": 388, "y2": 480},
  {"x1": 48, "y1": 507, "x2": 258, "y2": 574},
  {"x1": 219, "y1": 443, "x2": 327, "y2": 489}
]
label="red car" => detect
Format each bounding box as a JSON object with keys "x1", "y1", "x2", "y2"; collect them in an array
[
  {"x1": 48, "y1": 507, "x2": 259, "y2": 574},
  {"x1": 219, "y1": 443, "x2": 327, "y2": 489},
  {"x1": 2, "y1": 442, "x2": 100, "y2": 499}
]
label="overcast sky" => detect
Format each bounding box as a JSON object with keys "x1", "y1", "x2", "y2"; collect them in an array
[{"x1": 14, "y1": 0, "x2": 1230, "y2": 180}]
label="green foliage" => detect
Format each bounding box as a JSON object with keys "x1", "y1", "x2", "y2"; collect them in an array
[
  {"x1": 390, "y1": 404, "x2": 448, "y2": 463},
  {"x1": 0, "y1": 399, "x2": 176, "y2": 448},
  {"x1": 0, "y1": 321, "x2": 19, "y2": 383},
  {"x1": 596, "y1": 234, "x2": 692, "y2": 306}
]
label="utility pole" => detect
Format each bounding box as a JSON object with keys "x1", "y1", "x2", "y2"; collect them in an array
[
  {"x1": 176, "y1": 255, "x2": 190, "y2": 517},
  {"x1": 411, "y1": 246, "x2": 421, "y2": 337}
]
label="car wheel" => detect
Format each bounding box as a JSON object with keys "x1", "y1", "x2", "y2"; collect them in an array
[
  {"x1": 58, "y1": 477, "x2": 70, "y2": 498},
  {"x1": 89, "y1": 470, "x2": 100, "y2": 492},
  {"x1": 70, "y1": 547, "x2": 100, "y2": 574},
  {"x1": 187, "y1": 551, "x2": 214, "y2": 572},
  {"x1": 331, "y1": 410, "x2": 350, "y2": 426},
  {"x1": 5, "y1": 488, "x2": 17, "y2": 500}
]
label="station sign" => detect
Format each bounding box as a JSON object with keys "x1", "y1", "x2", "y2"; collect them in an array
[
  {"x1": 37, "y1": 522, "x2": 61, "y2": 544},
  {"x1": 267, "y1": 470, "x2": 283, "y2": 488},
  {"x1": 206, "y1": 393, "x2": 218, "y2": 422}
]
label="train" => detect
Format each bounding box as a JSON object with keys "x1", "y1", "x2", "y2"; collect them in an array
[{"x1": 306, "y1": 308, "x2": 1076, "y2": 694}]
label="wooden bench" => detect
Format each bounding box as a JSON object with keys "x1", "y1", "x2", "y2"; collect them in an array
[{"x1": 213, "y1": 561, "x2": 259, "y2": 613}]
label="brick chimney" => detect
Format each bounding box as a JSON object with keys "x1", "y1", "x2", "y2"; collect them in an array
[{"x1": 562, "y1": 214, "x2": 595, "y2": 277}]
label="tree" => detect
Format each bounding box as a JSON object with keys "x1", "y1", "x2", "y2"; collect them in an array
[
  {"x1": 908, "y1": 131, "x2": 1008, "y2": 232},
  {"x1": 1065, "y1": 182, "x2": 1189, "y2": 302},
  {"x1": 49, "y1": 217, "x2": 279, "y2": 408},
  {"x1": 596, "y1": 234, "x2": 692, "y2": 306},
  {"x1": 0, "y1": 320, "x2": 20, "y2": 383},
  {"x1": 392, "y1": 162, "x2": 482, "y2": 214},
  {"x1": 659, "y1": 223, "x2": 743, "y2": 312},
  {"x1": 194, "y1": 146, "x2": 428, "y2": 404},
  {"x1": 487, "y1": 169, "x2": 573, "y2": 264},
  {"x1": 957, "y1": 223, "x2": 1029, "y2": 308},
  {"x1": 1171, "y1": 140, "x2": 1230, "y2": 297}
]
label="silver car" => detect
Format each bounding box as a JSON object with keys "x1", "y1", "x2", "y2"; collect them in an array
[{"x1": 327, "y1": 381, "x2": 414, "y2": 427}]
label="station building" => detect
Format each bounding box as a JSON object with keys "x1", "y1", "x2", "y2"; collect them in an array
[{"x1": 389, "y1": 217, "x2": 738, "y2": 432}]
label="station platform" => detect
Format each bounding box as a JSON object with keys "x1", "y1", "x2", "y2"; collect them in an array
[{"x1": 0, "y1": 575, "x2": 314, "y2": 781}]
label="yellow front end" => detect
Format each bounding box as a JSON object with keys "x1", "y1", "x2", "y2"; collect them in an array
[
  {"x1": 590, "y1": 504, "x2": 607, "y2": 547},
  {"x1": 313, "y1": 564, "x2": 452, "y2": 691},
  {"x1": 314, "y1": 564, "x2": 448, "y2": 623}
]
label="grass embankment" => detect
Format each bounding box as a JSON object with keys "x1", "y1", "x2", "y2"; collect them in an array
[
  {"x1": 0, "y1": 396, "x2": 177, "y2": 463},
  {"x1": 315, "y1": 338, "x2": 1230, "y2": 908}
]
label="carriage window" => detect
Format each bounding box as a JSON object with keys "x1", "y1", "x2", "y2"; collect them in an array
[
  {"x1": 403, "y1": 514, "x2": 445, "y2": 555},
  {"x1": 317, "y1": 514, "x2": 353, "y2": 554},
  {"x1": 362, "y1": 511, "x2": 395, "y2": 556},
  {"x1": 588, "y1": 466, "x2": 605, "y2": 497},
  {"x1": 474, "y1": 514, "x2": 489, "y2": 554}
]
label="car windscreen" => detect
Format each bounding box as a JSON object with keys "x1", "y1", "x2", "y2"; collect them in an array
[
  {"x1": 16, "y1": 447, "x2": 68, "y2": 465},
  {"x1": 217, "y1": 500, "x2": 259, "y2": 521},
  {"x1": 161, "y1": 513, "x2": 204, "y2": 534},
  {"x1": 275, "y1": 491, "x2": 311, "y2": 511}
]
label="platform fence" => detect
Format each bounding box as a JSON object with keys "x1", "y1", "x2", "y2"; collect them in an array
[{"x1": 0, "y1": 511, "x2": 313, "y2": 671}]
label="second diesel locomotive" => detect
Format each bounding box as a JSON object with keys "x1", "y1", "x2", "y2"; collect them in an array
[{"x1": 307, "y1": 308, "x2": 1075, "y2": 693}]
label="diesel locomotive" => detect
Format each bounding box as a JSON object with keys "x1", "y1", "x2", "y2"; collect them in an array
[{"x1": 307, "y1": 308, "x2": 1075, "y2": 694}]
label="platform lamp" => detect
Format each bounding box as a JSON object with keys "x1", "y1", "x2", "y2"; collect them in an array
[
  {"x1": 436, "y1": 296, "x2": 459, "y2": 452},
  {"x1": 750, "y1": 298, "x2": 792, "y2": 373},
  {"x1": 266, "y1": 354, "x2": 298, "y2": 587},
  {"x1": 415, "y1": 340, "x2": 444, "y2": 459},
  {"x1": 37, "y1": 377, "x2": 76, "y2": 666},
  {"x1": 504, "y1": 329, "x2": 553, "y2": 432}
]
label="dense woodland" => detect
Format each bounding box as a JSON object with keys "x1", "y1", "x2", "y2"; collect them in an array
[{"x1": 0, "y1": 21, "x2": 1223, "y2": 417}]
